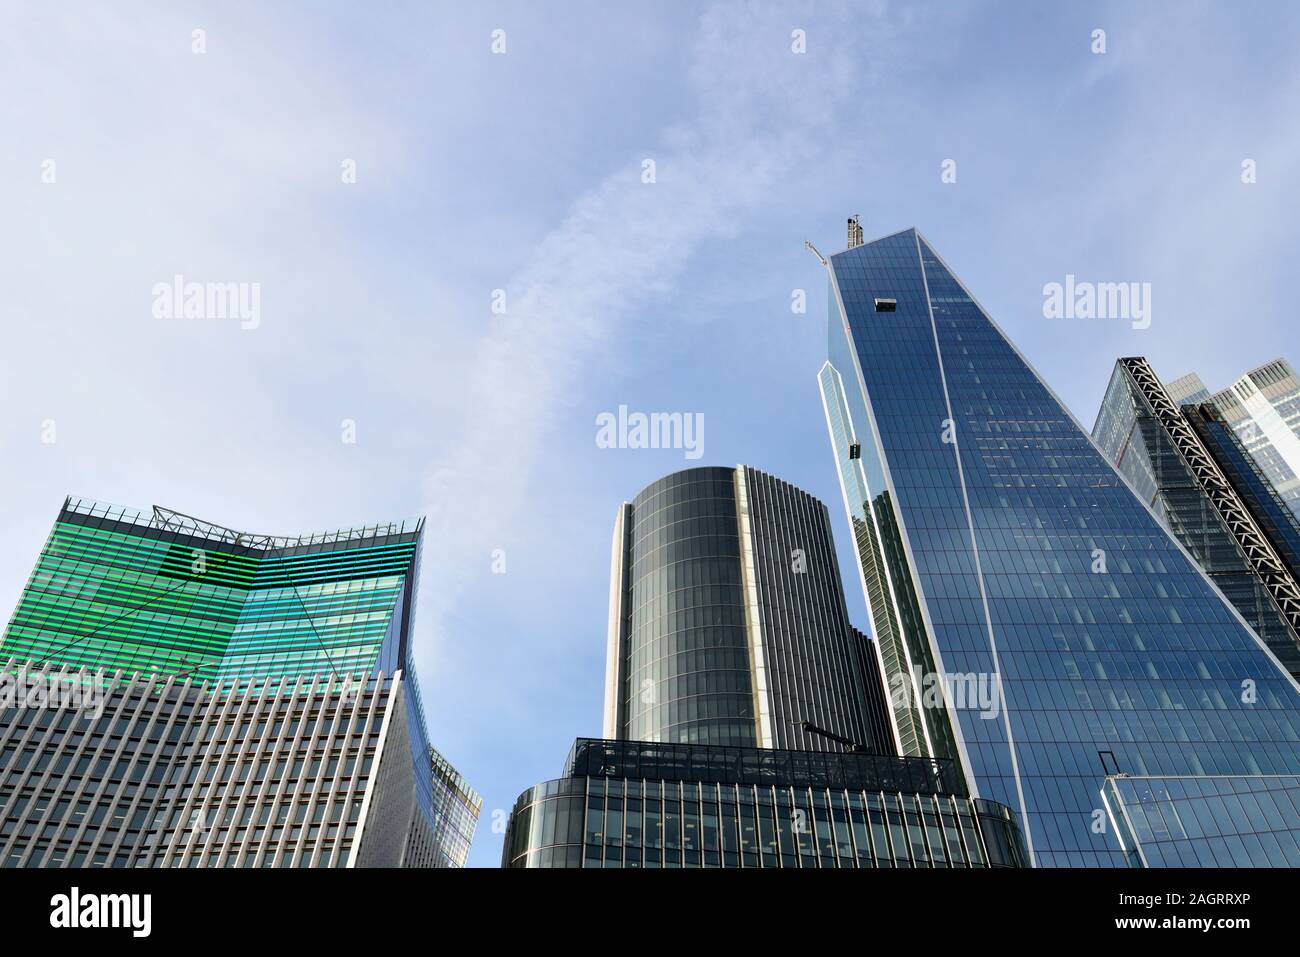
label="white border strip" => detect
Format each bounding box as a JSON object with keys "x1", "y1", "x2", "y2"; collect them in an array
[{"x1": 734, "y1": 466, "x2": 774, "y2": 747}]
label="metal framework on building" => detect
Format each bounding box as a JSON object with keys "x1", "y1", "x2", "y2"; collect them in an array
[{"x1": 1120, "y1": 356, "x2": 1300, "y2": 636}]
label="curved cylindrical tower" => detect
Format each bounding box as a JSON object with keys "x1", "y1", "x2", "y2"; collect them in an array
[{"x1": 602, "y1": 465, "x2": 895, "y2": 753}]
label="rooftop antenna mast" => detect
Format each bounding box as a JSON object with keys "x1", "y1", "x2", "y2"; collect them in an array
[
  {"x1": 807, "y1": 212, "x2": 866, "y2": 267},
  {"x1": 847, "y1": 213, "x2": 865, "y2": 249}
]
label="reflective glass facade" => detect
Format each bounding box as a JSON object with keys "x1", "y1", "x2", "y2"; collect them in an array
[
  {"x1": 821, "y1": 369, "x2": 959, "y2": 760},
  {"x1": 1165, "y1": 372, "x2": 1213, "y2": 405},
  {"x1": 563, "y1": 736, "x2": 962, "y2": 793},
  {"x1": 819, "y1": 228, "x2": 1300, "y2": 866},
  {"x1": 429, "y1": 745, "x2": 483, "y2": 868},
  {"x1": 1103, "y1": 774, "x2": 1300, "y2": 867},
  {"x1": 614, "y1": 468, "x2": 755, "y2": 747},
  {"x1": 1093, "y1": 360, "x2": 1300, "y2": 677},
  {"x1": 0, "y1": 497, "x2": 478, "y2": 867},
  {"x1": 3, "y1": 497, "x2": 422, "y2": 686},
  {"x1": 1187, "y1": 403, "x2": 1300, "y2": 578},
  {"x1": 1208, "y1": 360, "x2": 1300, "y2": 523},
  {"x1": 605, "y1": 466, "x2": 894, "y2": 754},
  {"x1": 503, "y1": 738, "x2": 1026, "y2": 868}
]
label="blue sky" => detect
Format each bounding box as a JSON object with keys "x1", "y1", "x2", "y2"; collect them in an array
[{"x1": 2, "y1": 1, "x2": 1298, "y2": 866}]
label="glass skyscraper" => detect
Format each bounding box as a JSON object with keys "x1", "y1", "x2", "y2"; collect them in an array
[
  {"x1": 817, "y1": 226, "x2": 1300, "y2": 866},
  {"x1": 603, "y1": 465, "x2": 894, "y2": 755},
  {"x1": 0, "y1": 496, "x2": 479, "y2": 867},
  {"x1": 1094, "y1": 357, "x2": 1300, "y2": 679}
]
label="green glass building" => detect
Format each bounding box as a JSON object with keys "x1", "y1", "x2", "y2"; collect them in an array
[
  {"x1": 0, "y1": 497, "x2": 479, "y2": 868},
  {"x1": 3, "y1": 498, "x2": 422, "y2": 686}
]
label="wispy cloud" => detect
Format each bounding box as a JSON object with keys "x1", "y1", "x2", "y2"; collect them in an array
[{"x1": 416, "y1": 2, "x2": 896, "y2": 660}]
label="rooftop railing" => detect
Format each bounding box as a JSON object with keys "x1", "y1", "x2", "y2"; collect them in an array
[
  {"x1": 60, "y1": 496, "x2": 424, "y2": 550},
  {"x1": 563, "y1": 737, "x2": 964, "y2": 796}
]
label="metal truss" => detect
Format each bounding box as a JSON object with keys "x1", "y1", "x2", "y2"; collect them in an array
[{"x1": 1120, "y1": 356, "x2": 1300, "y2": 635}]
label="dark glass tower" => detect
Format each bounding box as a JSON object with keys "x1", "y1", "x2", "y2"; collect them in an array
[
  {"x1": 499, "y1": 465, "x2": 1002, "y2": 869},
  {"x1": 1094, "y1": 357, "x2": 1300, "y2": 679},
  {"x1": 818, "y1": 227, "x2": 1300, "y2": 866},
  {"x1": 603, "y1": 465, "x2": 895, "y2": 755},
  {"x1": 0, "y1": 496, "x2": 479, "y2": 867}
]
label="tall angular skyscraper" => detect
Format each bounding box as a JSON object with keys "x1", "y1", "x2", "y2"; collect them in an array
[
  {"x1": 0, "y1": 496, "x2": 479, "y2": 868},
  {"x1": 817, "y1": 227, "x2": 1300, "y2": 866},
  {"x1": 603, "y1": 465, "x2": 894, "y2": 755},
  {"x1": 1094, "y1": 357, "x2": 1300, "y2": 679}
]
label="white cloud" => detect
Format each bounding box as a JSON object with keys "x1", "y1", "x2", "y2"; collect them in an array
[{"x1": 415, "y1": 2, "x2": 896, "y2": 665}]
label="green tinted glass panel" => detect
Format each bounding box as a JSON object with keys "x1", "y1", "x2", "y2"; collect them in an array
[{"x1": 2, "y1": 513, "x2": 417, "y2": 687}]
